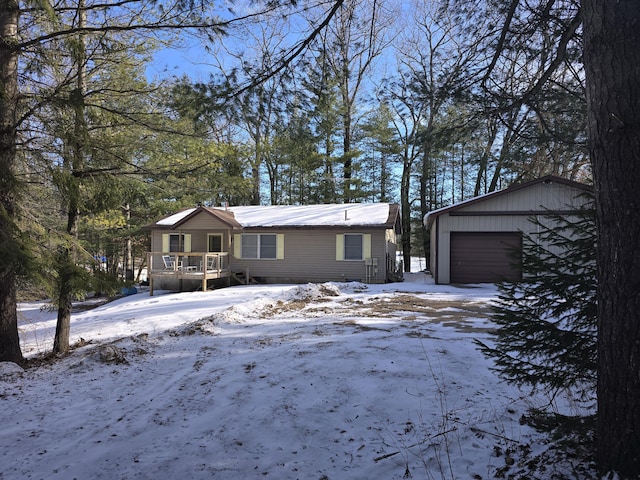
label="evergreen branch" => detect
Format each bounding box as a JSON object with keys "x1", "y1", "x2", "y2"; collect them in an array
[{"x1": 18, "y1": 0, "x2": 297, "y2": 50}]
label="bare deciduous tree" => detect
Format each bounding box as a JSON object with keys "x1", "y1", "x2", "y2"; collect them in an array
[{"x1": 319, "y1": 0, "x2": 395, "y2": 202}]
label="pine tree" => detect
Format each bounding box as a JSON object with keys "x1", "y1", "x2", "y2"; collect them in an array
[{"x1": 477, "y1": 194, "x2": 597, "y2": 410}]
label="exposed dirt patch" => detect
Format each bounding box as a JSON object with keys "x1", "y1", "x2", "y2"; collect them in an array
[
  {"x1": 357, "y1": 296, "x2": 495, "y2": 333},
  {"x1": 262, "y1": 298, "x2": 321, "y2": 316},
  {"x1": 264, "y1": 292, "x2": 495, "y2": 334},
  {"x1": 359, "y1": 295, "x2": 492, "y2": 317}
]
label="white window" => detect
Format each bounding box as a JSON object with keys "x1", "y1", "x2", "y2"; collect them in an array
[
  {"x1": 344, "y1": 234, "x2": 364, "y2": 260},
  {"x1": 336, "y1": 233, "x2": 371, "y2": 261},
  {"x1": 240, "y1": 234, "x2": 278, "y2": 259},
  {"x1": 162, "y1": 233, "x2": 191, "y2": 253}
]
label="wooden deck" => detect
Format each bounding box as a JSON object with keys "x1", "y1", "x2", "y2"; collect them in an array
[{"x1": 147, "y1": 252, "x2": 231, "y2": 295}]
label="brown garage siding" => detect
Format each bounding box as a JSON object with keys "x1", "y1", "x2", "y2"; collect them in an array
[{"x1": 450, "y1": 232, "x2": 522, "y2": 283}]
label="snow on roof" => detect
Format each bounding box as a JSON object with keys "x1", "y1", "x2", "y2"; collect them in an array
[
  {"x1": 220, "y1": 203, "x2": 391, "y2": 227},
  {"x1": 154, "y1": 203, "x2": 392, "y2": 228},
  {"x1": 156, "y1": 208, "x2": 197, "y2": 226}
]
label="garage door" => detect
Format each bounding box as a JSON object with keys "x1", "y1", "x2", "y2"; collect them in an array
[{"x1": 450, "y1": 232, "x2": 522, "y2": 283}]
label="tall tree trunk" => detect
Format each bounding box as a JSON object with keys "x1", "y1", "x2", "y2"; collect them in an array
[
  {"x1": 342, "y1": 106, "x2": 352, "y2": 202},
  {"x1": 53, "y1": 142, "x2": 82, "y2": 355},
  {"x1": 250, "y1": 136, "x2": 261, "y2": 206},
  {"x1": 400, "y1": 154, "x2": 412, "y2": 272},
  {"x1": 419, "y1": 148, "x2": 433, "y2": 262},
  {"x1": 53, "y1": 236, "x2": 75, "y2": 354},
  {"x1": 54, "y1": 0, "x2": 86, "y2": 355},
  {"x1": 323, "y1": 142, "x2": 336, "y2": 203},
  {"x1": 124, "y1": 203, "x2": 133, "y2": 279},
  {"x1": 338, "y1": 13, "x2": 352, "y2": 204},
  {"x1": 488, "y1": 132, "x2": 512, "y2": 192},
  {"x1": 474, "y1": 120, "x2": 498, "y2": 196},
  {"x1": 380, "y1": 153, "x2": 388, "y2": 203},
  {"x1": 251, "y1": 162, "x2": 260, "y2": 205},
  {"x1": 583, "y1": 1, "x2": 640, "y2": 477},
  {"x1": 0, "y1": 0, "x2": 24, "y2": 364}
]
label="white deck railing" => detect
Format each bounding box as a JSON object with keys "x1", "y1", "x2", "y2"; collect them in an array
[{"x1": 147, "y1": 252, "x2": 230, "y2": 275}]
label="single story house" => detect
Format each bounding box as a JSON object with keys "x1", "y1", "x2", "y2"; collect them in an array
[
  {"x1": 146, "y1": 203, "x2": 402, "y2": 294},
  {"x1": 424, "y1": 175, "x2": 592, "y2": 284}
]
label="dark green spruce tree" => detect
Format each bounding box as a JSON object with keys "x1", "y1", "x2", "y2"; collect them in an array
[{"x1": 477, "y1": 194, "x2": 597, "y2": 417}]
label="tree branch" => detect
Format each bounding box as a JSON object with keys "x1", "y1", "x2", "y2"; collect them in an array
[
  {"x1": 228, "y1": 0, "x2": 345, "y2": 98},
  {"x1": 481, "y1": 0, "x2": 521, "y2": 87}
]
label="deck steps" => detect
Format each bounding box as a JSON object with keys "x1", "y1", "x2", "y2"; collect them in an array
[{"x1": 231, "y1": 271, "x2": 260, "y2": 285}]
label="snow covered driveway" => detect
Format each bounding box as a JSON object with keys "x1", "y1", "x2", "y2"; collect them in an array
[{"x1": 2, "y1": 275, "x2": 557, "y2": 479}]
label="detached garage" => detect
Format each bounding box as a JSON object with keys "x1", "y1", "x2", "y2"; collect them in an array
[{"x1": 424, "y1": 175, "x2": 592, "y2": 284}]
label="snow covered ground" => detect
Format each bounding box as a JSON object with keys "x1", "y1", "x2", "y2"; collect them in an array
[{"x1": 2, "y1": 272, "x2": 594, "y2": 479}]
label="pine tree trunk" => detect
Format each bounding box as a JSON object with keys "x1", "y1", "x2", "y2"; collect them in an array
[
  {"x1": 54, "y1": 1, "x2": 86, "y2": 355},
  {"x1": 53, "y1": 259, "x2": 73, "y2": 354},
  {"x1": 0, "y1": 0, "x2": 24, "y2": 364},
  {"x1": 0, "y1": 278, "x2": 22, "y2": 363},
  {"x1": 53, "y1": 143, "x2": 82, "y2": 355},
  {"x1": 400, "y1": 158, "x2": 412, "y2": 272},
  {"x1": 419, "y1": 148, "x2": 433, "y2": 262},
  {"x1": 582, "y1": 1, "x2": 640, "y2": 477}
]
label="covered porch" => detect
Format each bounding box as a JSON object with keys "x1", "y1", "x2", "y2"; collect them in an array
[{"x1": 147, "y1": 252, "x2": 231, "y2": 295}]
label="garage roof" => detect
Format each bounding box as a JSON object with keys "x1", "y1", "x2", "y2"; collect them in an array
[{"x1": 423, "y1": 175, "x2": 592, "y2": 229}]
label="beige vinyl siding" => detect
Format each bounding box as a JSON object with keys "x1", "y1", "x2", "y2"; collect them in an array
[
  {"x1": 459, "y1": 181, "x2": 586, "y2": 213},
  {"x1": 231, "y1": 229, "x2": 388, "y2": 283},
  {"x1": 430, "y1": 227, "x2": 437, "y2": 280},
  {"x1": 154, "y1": 230, "x2": 230, "y2": 254},
  {"x1": 444, "y1": 214, "x2": 543, "y2": 232},
  {"x1": 178, "y1": 214, "x2": 235, "y2": 230},
  {"x1": 157, "y1": 215, "x2": 234, "y2": 253}
]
